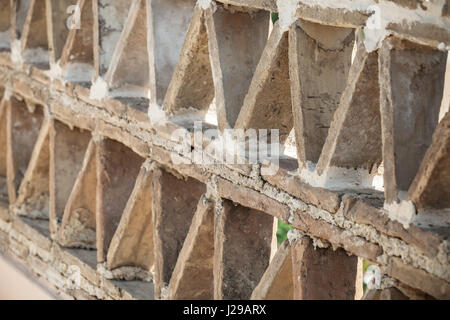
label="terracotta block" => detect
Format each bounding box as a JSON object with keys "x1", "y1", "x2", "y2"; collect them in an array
[
  {"x1": 50, "y1": 120, "x2": 91, "y2": 234},
  {"x1": 163, "y1": 4, "x2": 214, "y2": 116},
  {"x1": 379, "y1": 37, "x2": 446, "y2": 203},
  {"x1": 214, "y1": 199, "x2": 275, "y2": 300},
  {"x1": 6, "y1": 97, "x2": 45, "y2": 204},
  {"x1": 168, "y1": 195, "x2": 214, "y2": 300},
  {"x1": 289, "y1": 20, "x2": 354, "y2": 166},
  {"x1": 107, "y1": 166, "x2": 153, "y2": 271},
  {"x1": 206, "y1": 4, "x2": 269, "y2": 130},
  {"x1": 152, "y1": 167, "x2": 206, "y2": 299},
  {"x1": 235, "y1": 21, "x2": 292, "y2": 143},
  {"x1": 58, "y1": 139, "x2": 97, "y2": 249},
  {"x1": 291, "y1": 236, "x2": 358, "y2": 300},
  {"x1": 96, "y1": 137, "x2": 143, "y2": 262},
  {"x1": 251, "y1": 240, "x2": 293, "y2": 300}
]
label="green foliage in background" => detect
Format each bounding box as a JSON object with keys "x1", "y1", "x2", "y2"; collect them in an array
[
  {"x1": 362, "y1": 260, "x2": 372, "y2": 293},
  {"x1": 276, "y1": 220, "x2": 293, "y2": 247},
  {"x1": 271, "y1": 12, "x2": 279, "y2": 24}
]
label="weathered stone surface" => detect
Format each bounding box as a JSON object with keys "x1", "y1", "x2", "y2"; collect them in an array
[
  {"x1": 343, "y1": 197, "x2": 445, "y2": 258},
  {"x1": 261, "y1": 160, "x2": 342, "y2": 213},
  {"x1": 9, "y1": 237, "x2": 30, "y2": 260},
  {"x1": 216, "y1": 177, "x2": 290, "y2": 221},
  {"x1": 379, "y1": 37, "x2": 446, "y2": 203},
  {"x1": 163, "y1": 5, "x2": 214, "y2": 116},
  {"x1": 13, "y1": 216, "x2": 52, "y2": 252},
  {"x1": 214, "y1": 200, "x2": 275, "y2": 300},
  {"x1": 96, "y1": 120, "x2": 150, "y2": 158},
  {"x1": 386, "y1": 257, "x2": 450, "y2": 300},
  {"x1": 206, "y1": 4, "x2": 269, "y2": 130},
  {"x1": 58, "y1": 139, "x2": 97, "y2": 249},
  {"x1": 291, "y1": 236, "x2": 358, "y2": 300},
  {"x1": 6, "y1": 97, "x2": 45, "y2": 204},
  {"x1": 407, "y1": 111, "x2": 450, "y2": 210},
  {"x1": 55, "y1": 245, "x2": 100, "y2": 286},
  {"x1": 235, "y1": 22, "x2": 292, "y2": 143},
  {"x1": 168, "y1": 195, "x2": 214, "y2": 300},
  {"x1": 317, "y1": 37, "x2": 381, "y2": 174},
  {"x1": 150, "y1": 145, "x2": 209, "y2": 184},
  {"x1": 152, "y1": 168, "x2": 206, "y2": 299},
  {"x1": 295, "y1": 3, "x2": 368, "y2": 28},
  {"x1": 291, "y1": 210, "x2": 382, "y2": 262},
  {"x1": 107, "y1": 166, "x2": 153, "y2": 271},
  {"x1": 251, "y1": 240, "x2": 293, "y2": 300},
  {"x1": 96, "y1": 138, "x2": 143, "y2": 262},
  {"x1": 50, "y1": 120, "x2": 91, "y2": 234},
  {"x1": 289, "y1": 20, "x2": 354, "y2": 167}
]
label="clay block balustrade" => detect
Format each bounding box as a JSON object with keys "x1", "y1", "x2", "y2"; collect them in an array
[
  {"x1": 164, "y1": 2, "x2": 269, "y2": 128},
  {"x1": 234, "y1": 20, "x2": 292, "y2": 143},
  {"x1": 290, "y1": 236, "x2": 359, "y2": 299},
  {"x1": 379, "y1": 37, "x2": 446, "y2": 204},
  {"x1": 207, "y1": 4, "x2": 268, "y2": 131},
  {"x1": 96, "y1": 138, "x2": 144, "y2": 262},
  {"x1": 57, "y1": 135, "x2": 144, "y2": 255},
  {"x1": 103, "y1": 0, "x2": 149, "y2": 97},
  {"x1": 289, "y1": 19, "x2": 354, "y2": 166},
  {"x1": 5, "y1": 96, "x2": 46, "y2": 207},
  {"x1": 106, "y1": 163, "x2": 154, "y2": 271},
  {"x1": 58, "y1": 138, "x2": 98, "y2": 248},
  {"x1": 251, "y1": 235, "x2": 360, "y2": 300},
  {"x1": 407, "y1": 111, "x2": 450, "y2": 210},
  {"x1": 152, "y1": 167, "x2": 206, "y2": 299},
  {"x1": 0, "y1": 0, "x2": 448, "y2": 301},
  {"x1": 214, "y1": 199, "x2": 275, "y2": 300},
  {"x1": 167, "y1": 194, "x2": 215, "y2": 300},
  {"x1": 12, "y1": 113, "x2": 50, "y2": 219},
  {"x1": 250, "y1": 240, "x2": 294, "y2": 300},
  {"x1": 316, "y1": 32, "x2": 382, "y2": 175},
  {"x1": 162, "y1": 4, "x2": 214, "y2": 118},
  {"x1": 50, "y1": 120, "x2": 91, "y2": 234}
]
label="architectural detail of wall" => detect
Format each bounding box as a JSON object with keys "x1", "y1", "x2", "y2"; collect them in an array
[{"x1": 0, "y1": 0, "x2": 448, "y2": 300}]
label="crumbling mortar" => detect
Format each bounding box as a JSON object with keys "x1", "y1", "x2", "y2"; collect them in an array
[
  {"x1": 258, "y1": 179, "x2": 450, "y2": 281},
  {"x1": 0, "y1": 59, "x2": 448, "y2": 288}
]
